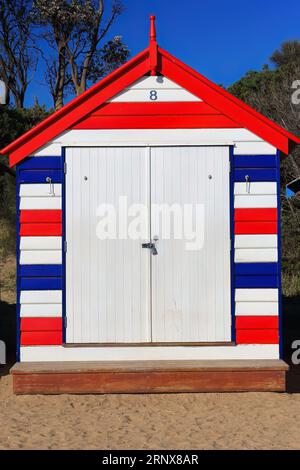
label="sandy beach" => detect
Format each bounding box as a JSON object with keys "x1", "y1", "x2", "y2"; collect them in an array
[
  {"x1": 1, "y1": 274, "x2": 300, "y2": 450},
  {"x1": 0, "y1": 372, "x2": 300, "y2": 450}
]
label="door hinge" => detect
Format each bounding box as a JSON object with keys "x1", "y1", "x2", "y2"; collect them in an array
[
  {"x1": 64, "y1": 161, "x2": 67, "y2": 174},
  {"x1": 64, "y1": 240, "x2": 67, "y2": 252},
  {"x1": 64, "y1": 317, "x2": 67, "y2": 329}
]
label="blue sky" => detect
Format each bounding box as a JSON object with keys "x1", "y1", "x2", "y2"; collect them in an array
[{"x1": 26, "y1": 0, "x2": 300, "y2": 108}]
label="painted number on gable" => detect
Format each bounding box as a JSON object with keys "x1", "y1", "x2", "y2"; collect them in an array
[{"x1": 149, "y1": 90, "x2": 158, "y2": 101}]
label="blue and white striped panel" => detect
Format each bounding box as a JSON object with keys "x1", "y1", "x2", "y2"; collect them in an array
[{"x1": 17, "y1": 156, "x2": 64, "y2": 322}]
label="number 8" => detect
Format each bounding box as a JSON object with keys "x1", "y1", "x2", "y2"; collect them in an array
[{"x1": 150, "y1": 90, "x2": 158, "y2": 101}]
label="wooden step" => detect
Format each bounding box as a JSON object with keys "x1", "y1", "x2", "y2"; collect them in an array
[{"x1": 11, "y1": 359, "x2": 288, "y2": 394}]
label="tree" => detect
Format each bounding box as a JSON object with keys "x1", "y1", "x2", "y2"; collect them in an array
[
  {"x1": 0, "y1": 0, "x2": 36, "y2": 107},
  {"x1": 228, "y1": 46, "x2": 300, "y2": 183},
  {"x1": 31, "y1": 0, "x2": 74, "y2": 110},
  {"x1": 228, "y1": 40, "x2": 300, "y2": 294},
  {"x1": 0, "y1": 102, "x2": 49, "y2": 258},
  {"x1": 32, "y1": 0, "x2": 129, "y2": 109},
  {"x1": 270, "y1": 41, "x2": 300, "y2": 68}
]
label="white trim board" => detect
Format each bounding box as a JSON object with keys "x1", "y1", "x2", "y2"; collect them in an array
[
  {"x1": 20, "y1": 196, "x2": 62, "y2": 210},
  {"x1": 108, "y1": 76, "x2": 202, "y2": 102},
  {"x1": 234, "y1": 195, "x2": 277, "y2": 209},
  {"x1": 234, "y1": 248, "x2": 278, "y2": 263},
  {"x1": 19, "y1": 184, "x2": 62, "y2": 197},
  {"x1": 234, "y1": 182, "x2": 277, "y2": 195},
  {"x1": 109, "y1": 89, "x2": 202, "y2": 103},
  {"x1": 235, "y1": 302, "x2": 278, "y2": 316},
  {"x1": 20, "y1": 290, "x2": 62, "y2": 304},
  {"x1": 20, "y1": 304, "x2": 62, "y2": 317},
  {"x1": 30, "y1": 129, "x2": 277, "y2": 156},
  {"x1": 235, "y1": 289, "x2": 279, "y2": 302},
  {"x1": 234, "y1": 235, "x2": 278, "y2": 249},
  {"x1": 20, "y1": 344, "x2": 280, "y2": 362},
  {"x1": 31, "y1": 143, "x2": 62, "y2": 157},
  {"x1": 20, "y1": 250, "x2": 62, "y2": 265},
  {"x1": 20, "y1": 237, "x2": 62, "y2": 250}
]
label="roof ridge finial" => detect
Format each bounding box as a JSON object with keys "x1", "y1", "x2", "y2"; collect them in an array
[
  {"x1": 149, "y1": 15, "x2": 158, "y2": 76},
  {"x1": 149, "y1": 15, "x2": 156, "y2": 43}
]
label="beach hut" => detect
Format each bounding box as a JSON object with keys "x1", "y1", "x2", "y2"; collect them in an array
[{"x1": 1, "y1": 17, "x2": 299, "y2": 394}]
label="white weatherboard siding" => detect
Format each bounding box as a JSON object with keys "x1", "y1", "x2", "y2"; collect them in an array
[
  {"x1": 233, "y1": 141, "x2": 276, "y2": 155},
  {"x1": 20, "y1": 303, "x2": 62, "y2": 317},
  {"x1": 66, "y1": 147, "x2": 151, "y2": 344},
  {"x1": 235, "y1": 289, "x2": 279, "y2": 302},
  {"x1": 234, "y1": 235, "x2": 278, "y2": 249},
  {"x1": 234, "y1": 182, "x2": 277, "y2": 195},
  {"x1": 20, "y1": 196, "x2": 61, "y2": 210},
  {"x1": 20, "y1": 236, "x2": 62, "y2": 250},
  {"x1": 234, "y1": 195, "x2": 277, "y2": 209},
  {"x1": 31, "y1": 143, "x2": 62, "y2": 157},
  {"x1": 235, "y1": 302, "x2": 279, "y2": 316},
  {"x1": 20, "y1": 345, "x2": 280, "y2": 361},
  {"x1": 19, "y1": 184, "x2": 62, "y2": 197},
  {"x1": 109, "y1": 88, "x2": 201, "y2": 102},
  {"x1": 108, "y1": 76, "x2": 202, "y2": 102},
  {"x1": 235, "y1": 248, "x2": 278, "y2": 263},
  {"x1": 20, "y1": 250, "x2": 62, "y2": 265},
  {"x1": 47, "y1": 129, "x2": 276, "y2": 156},
  {"x1": 119, "y1": 76, "x2": 196, "y2": 89},
  {"x1": 150, "y1": 146, "x2": 231, "y2": 342},
  {"x1": 20, "y1": 290, "x2": 62, "y2": 304}
]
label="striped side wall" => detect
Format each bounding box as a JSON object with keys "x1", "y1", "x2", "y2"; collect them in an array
[
  {"x1": 232, "y1": 151, "x2": 280, "y2": 347},
  {"x1": 17, "y1": 156, "x2": 63, "y2": 348}
]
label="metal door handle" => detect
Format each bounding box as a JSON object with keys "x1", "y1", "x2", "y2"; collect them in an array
[
  {"x1": 245, "y1": 174, "x2": 251, "y2": 194},
  {"x1": 142, "y1": 242, "x2": 158, "y2": 255},
  {"x1": 46, "y1": 176, "x2": 54, "y2": 196}
]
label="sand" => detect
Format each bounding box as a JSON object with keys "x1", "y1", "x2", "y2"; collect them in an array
[
  {"x1": 0, "y1": 374, "x2": 300, "y2": 450},
  {"x1": 1, "y1": 254, "x2": 300, "y2": 450}
]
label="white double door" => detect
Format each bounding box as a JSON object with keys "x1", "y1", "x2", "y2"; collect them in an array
[{"x1": 66, "y1": 146, "x2": 231, "y2": 344}]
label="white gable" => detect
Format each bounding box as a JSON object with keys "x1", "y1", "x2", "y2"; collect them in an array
[{"x1": 108, "y1": 76, "x2": 202, "y2": 102}]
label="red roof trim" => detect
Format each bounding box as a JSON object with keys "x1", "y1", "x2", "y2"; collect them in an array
[
  {"x1": 159, "y1": 47, "x2": 300, "y2": 154},
  {"x1": 160, "y1": 47, "x2": 300, "y2": 144},
  {"x1": 1, "y1": 40, "x2": 299, "y2": 166}
]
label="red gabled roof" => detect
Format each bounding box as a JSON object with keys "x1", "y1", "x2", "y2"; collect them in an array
[{"x1": 1, "y1": 16, "x2": 299, "y2": 166}]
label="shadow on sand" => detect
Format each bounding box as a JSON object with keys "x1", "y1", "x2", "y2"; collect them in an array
[
  {"x1": 0, "y1": 301, "x2": 16, "y2": 376},
  {"x1": 283, "y1": 295, "x2": 300, "y2": 393}
]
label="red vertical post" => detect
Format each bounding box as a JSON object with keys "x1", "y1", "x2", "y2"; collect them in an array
[
  {"x1": 149, "y1": 15, "x2": 158, "y2": 76},
  {"x1": 150, "y1": 15, "x2": 156, "y2": 42}
]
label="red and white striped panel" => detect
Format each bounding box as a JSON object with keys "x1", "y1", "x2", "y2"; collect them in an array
[
  {"x1": 234, "y1": 179, "x2": 279, "y2": 345},
  {"x1": 19, "y1": 187, "x2": 63, "y2": 344}
]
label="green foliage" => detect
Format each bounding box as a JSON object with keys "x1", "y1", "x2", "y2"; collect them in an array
[
  {"x1": 0, "y1": 103, "x2": 50, "y2": 261},
  {"x1": 282, "y1": 272, "x2": 300, "y2": 297},
  {"x1": 270, "y1": 41, "x2": 300, "y2": 68},
  {"x1": 0, "y1": 101, "x2": 50, "y2": 149},
  {"x1": 228, "y1": 69, "x2": 276, "y2": 104},
  {"x1": 87, "y1": 36, "x2": 130, "y2": 85}
]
